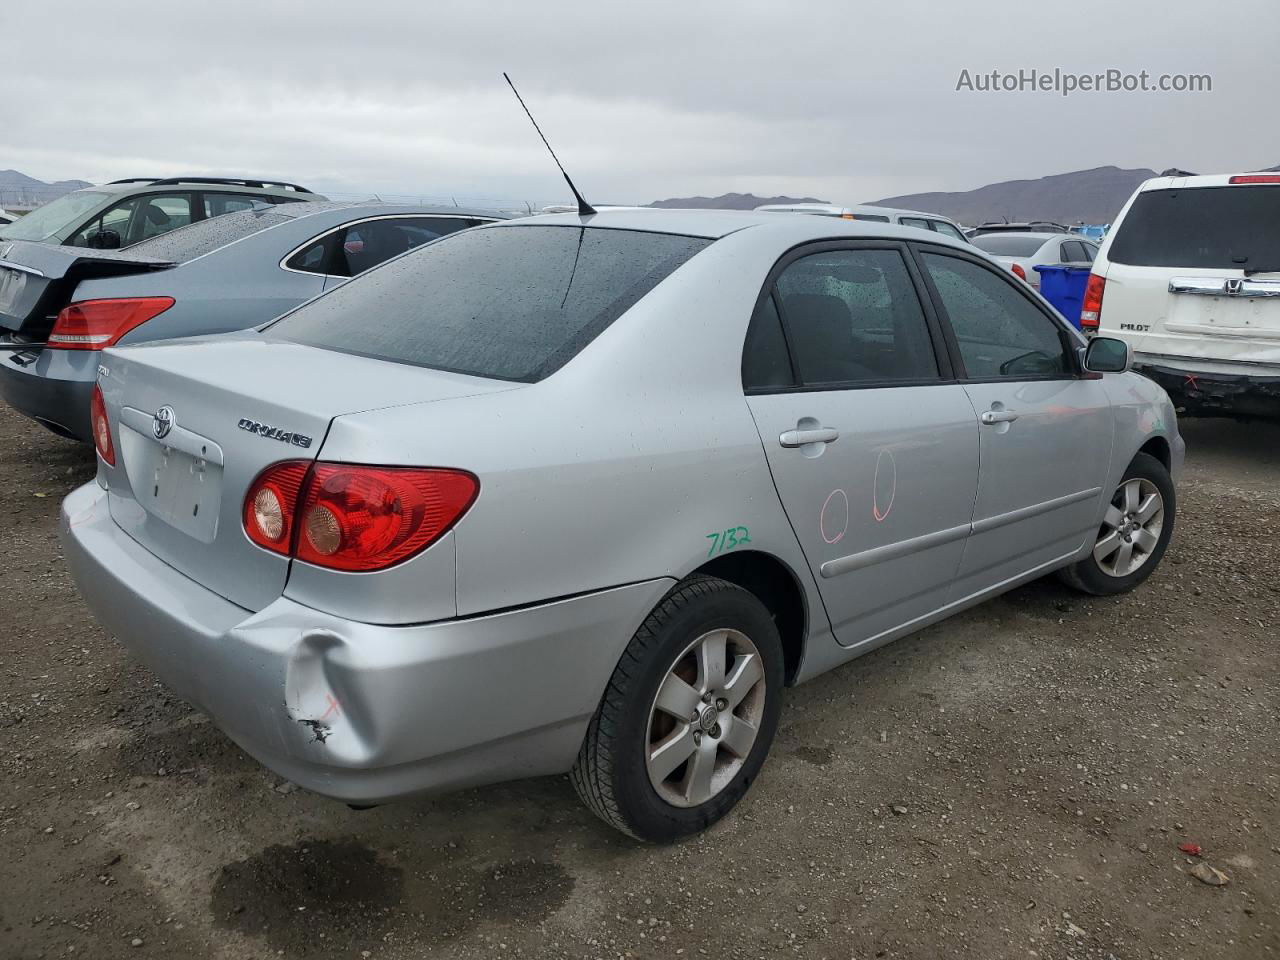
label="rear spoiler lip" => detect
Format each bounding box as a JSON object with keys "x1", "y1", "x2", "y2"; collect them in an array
[{"x1": 0, "y1": 258, "x2": 47, "y2": 278}]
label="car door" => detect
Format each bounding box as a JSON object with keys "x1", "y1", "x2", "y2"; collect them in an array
[
  {"x1": 744, "y1": 241, "x2": 980, "y2": 647},
  {"x1": 914, "y1": 246, "x2": 1114, "y2": 600}
]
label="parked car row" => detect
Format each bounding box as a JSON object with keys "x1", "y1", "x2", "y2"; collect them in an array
[
  {"x1": 1, "y1": 197, "x2": 503, "y2": 440},
  {"x1": 8, "y1": 180, "x2": 1181, "y2": 842}
]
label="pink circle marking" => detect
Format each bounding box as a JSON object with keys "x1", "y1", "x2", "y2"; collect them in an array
[
  {"x1": 872, "y1": 448, "x2": 897, "y2": 523},
  {"x1": 820, "y1": 488, "x2": 849, "y2": 544}
]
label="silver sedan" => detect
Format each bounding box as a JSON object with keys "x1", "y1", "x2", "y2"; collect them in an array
[{"x1": 61, "y1": 210, "x2": 1182, "y2": 841}]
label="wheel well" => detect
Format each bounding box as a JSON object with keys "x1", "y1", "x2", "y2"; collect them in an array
[
  {"x1": 1138, "y1": 435, "x2": 1171, "y2": 471},
  {"x1": 695, "y1": 550, "x2": 807, "y2": 685}
]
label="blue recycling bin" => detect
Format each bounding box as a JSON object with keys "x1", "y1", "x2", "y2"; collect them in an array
[{"x1": 1033, "y1": 264, "x2": 1092, "y2": 329}]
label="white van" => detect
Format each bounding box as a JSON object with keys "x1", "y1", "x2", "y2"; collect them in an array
[{"x1": 1086, "y1": 173, "x2": 1280, "y2": 419}]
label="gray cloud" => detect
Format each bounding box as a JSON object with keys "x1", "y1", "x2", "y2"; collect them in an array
[{"x1": 4, "y1": 0, "x2": 1276, "y2": 207}]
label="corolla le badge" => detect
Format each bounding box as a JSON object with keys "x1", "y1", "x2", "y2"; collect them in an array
[
  {"x1": 152, "y1": 405, "x2": 175, "y2": 440},
  {"x1": 237, "y1": 417, "x2": 313, "y2": 448}
]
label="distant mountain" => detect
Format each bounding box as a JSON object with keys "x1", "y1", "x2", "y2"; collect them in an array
[
  {"x1": 648, "y1": 192, "x2": 827, "y2": 210},
  {"x1": 0, "y1": 169, "x2": 93, "y2": 210},
  {"x1": 871, "y1": 166, "x2": 1160, "y2": 225}
]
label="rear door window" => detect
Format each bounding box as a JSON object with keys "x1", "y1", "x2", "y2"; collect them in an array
[
  {"x1": 203, "y1": 193, "x2": 269, "y2": 217},
  {"x1": 132, "y1": 194, "x2": 194, "y2": 243},
  {"x1": 332, "y1": 217, "x2": 481, "y2": 277},
  {"x1": 270, "y1": 225, "x2": 711, "y2": 381},
  {"x1": 773, "y1": 248, "x2": 940, "y2": 385},
  {"x1": 899, "y1": 217, "x2": 931, "y2": 231},
  {"x1": 1107, "y1": 186, "x2": 1280, "y2": 271}
]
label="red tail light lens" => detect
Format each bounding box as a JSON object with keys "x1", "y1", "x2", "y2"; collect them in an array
[
  {"x1": 1230, "y1": 174, "x2": 1280, "y2": 184},
  {"x1": 1080, "y1": 273, "x2": 1106, "y2": 330},
  {"x1": 243, "y1": 462, "x2": 478, "y2": 571},
  {"x1": 243, "y1": 461, "x2": 311, "y2": 555},
  {"x1": 1010, "y1": 263, "x2": 1027, "y2": 281},
  {"x1": 90, "y1": 384, "x2": 115, "y2": 465},
  {"x1": 49, "y1": 297, "x2": 175, "y2": 350}
]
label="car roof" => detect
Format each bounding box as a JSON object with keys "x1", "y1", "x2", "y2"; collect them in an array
[
  {"x1": 1135, "y1": 172, "x2": 1280, "y2": 191},
  {"x1": 755, "y1": 202, "x2": 960, "y2": 223},
  {"x1": 76, "y1": 178, "x2": 321, "y2": 199},
  {"x1": 480, "y1": 208, "x2": 975, "y2": 249},
  {"x1": 974, "y1": 231, "x2": 1077, "y2": 243}
]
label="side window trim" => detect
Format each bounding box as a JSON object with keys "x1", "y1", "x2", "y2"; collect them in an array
[
  {"x1": 742, "y1": 238, "x2": 956, "y2": 395},
  {"x1": 279, "y1": 214, "x2": 497, "y2": 277},
  {"x1": 906, "y1": 241, "x2": 1085, "y2": 383}
]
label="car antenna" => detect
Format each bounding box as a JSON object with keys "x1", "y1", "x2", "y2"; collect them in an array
[{"x1": 503, "y1": 72, "x2": 596, "y2": 216}]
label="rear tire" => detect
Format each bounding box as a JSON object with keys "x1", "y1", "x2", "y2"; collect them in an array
[
  {"x1": 571, "y1": 575, "x2": 784, "y2": 842},
  {"x1": 1059, "y1": 452, "x2": 1175, "y2": 596}
]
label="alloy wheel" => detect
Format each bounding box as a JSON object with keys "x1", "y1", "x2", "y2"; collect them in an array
[
  {"x1": 1094, "y1": 477, "x2": 1164, "y2": 577},
  {"x1": 645, "y1": 628, "x2": 767, "y2": 808}
]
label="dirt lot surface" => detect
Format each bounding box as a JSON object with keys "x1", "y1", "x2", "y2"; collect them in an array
[{"x1": 2, "y1": 403, "x2": 1277, "y2": 960}]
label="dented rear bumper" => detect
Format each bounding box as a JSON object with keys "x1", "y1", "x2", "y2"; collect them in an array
[
  {"x1": 61, "y1": 481, "x2": 671, "y2": 803},
  {"x1": 1134, "y1": 356, "x2": 1280, "y2": 421}
]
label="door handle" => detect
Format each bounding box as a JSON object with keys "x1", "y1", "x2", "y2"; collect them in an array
[
  {"x1": 980, "y1": 409, "x2": 1019, "y2": 425},
  {"x1": 779, "y1": 426, "x2": 839, "y2": 447}
]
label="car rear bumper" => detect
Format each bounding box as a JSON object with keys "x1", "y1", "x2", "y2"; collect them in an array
[
  {"x1": 1134, "y1": 355, "x2": 1280, "y2": 420},
  {"x1": 61, "y1": 481, "x2": 672, "y2": 803},
  {"x1": 0, "y1": 344, "x2": 97, "y2": 441}
]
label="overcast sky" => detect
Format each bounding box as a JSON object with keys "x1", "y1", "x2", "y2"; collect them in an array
[{"x1": 4, "y1": 0, "x2": 1277, "y2": 207}]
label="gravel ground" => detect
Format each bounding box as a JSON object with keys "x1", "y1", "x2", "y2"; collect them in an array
[{"x1": 1, "y1": 402, "x2": 1277, "y2": 960}]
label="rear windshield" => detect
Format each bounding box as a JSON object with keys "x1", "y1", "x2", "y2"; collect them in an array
[
  {"x1": 126, "y1": 208, "x2": 292, "y2": 262},
  {"x1": 1108, "y1": 186, "x2": 1280, "y2": 272},
  {"x1": 972, "y1": 235, "x2": 1046, "y2": 257},
  {"x1": 267, "y1": 224, "x2": 712, "y2": 382}
]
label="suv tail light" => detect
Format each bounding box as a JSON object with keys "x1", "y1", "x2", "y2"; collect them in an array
[
  {"x1": 1081, "y1": 273, "x2": 1106, "y2": 330},
  {"x1": 1010, "y1": 263, "x2": 1027, "y2": 281},
  {"x1": 48, "y1": 297, "x2": 175, "y2": 350},
  {"x1": 90, "y1": 384, "x2": 115, "y2": 465},
  {"x1": 244, "y1": 462, "x2": 478, "y2": 572},
  {"x1": 1229, "y1": 174, "x2": 1280, "y2": 184}
]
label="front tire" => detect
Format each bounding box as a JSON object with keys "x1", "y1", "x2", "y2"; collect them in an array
[
  {"x1": 1059, "y1": 452, "x2": 1175, "y2": 596},
  {"x1": 571, "y1": 575, "x2": 784, "y2": 842}
]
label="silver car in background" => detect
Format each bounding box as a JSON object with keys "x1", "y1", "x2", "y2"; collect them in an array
[
  {"x1": 0, "y1": 201, "x2": 502, "y2": 440},
  {"x1": 61, "y1": 210, "x2": 1182, "y2": 841}
]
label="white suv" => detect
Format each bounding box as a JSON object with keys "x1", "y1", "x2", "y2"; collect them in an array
[{"x1": 1085, "y1": 173, "x2": 1280, "y2": 419}]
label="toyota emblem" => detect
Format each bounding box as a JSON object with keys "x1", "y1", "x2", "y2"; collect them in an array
[{"x1": 152, "y1": 405, "x2": 175, "y2": 440}]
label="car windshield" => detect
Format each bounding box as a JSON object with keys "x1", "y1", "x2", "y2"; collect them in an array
[
  {"x1": 0, "y1": 190, "x2": 110, "y2": 241},
  {"x1": 268, "y1": 224, "x2": 713, "y2": 382},
  {"x1": 972, "y1": 235, "x2": 1047, "y2": 257},
  {"x1": 1107, "y1": 186, "x2": 1280, "y2": 271}
]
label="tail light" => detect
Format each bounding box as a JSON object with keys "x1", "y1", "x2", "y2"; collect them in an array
[
  {"x1": 1081, "y1": 273, "x2": 1106, "y2": 330},
  {"x1": 1010, "y1": 263, "x2": 1027, "y2": 281},
  {"x1": 90, "y1": 384, "x2": 115, "y2": 465},
  {"x1": 48, "y1": 297, "x2": 175, "y2": 350},
  {"x1": 1230, "y1": 174, "x2": 1280, "y2": 184},
  {"x1": 243, "y1": 462, "x2": 478, "y2": 572}
]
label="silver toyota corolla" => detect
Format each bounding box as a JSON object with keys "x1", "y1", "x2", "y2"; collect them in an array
[{"x1": 61, "y1": 210, "x2": 1183, "y2": 842}]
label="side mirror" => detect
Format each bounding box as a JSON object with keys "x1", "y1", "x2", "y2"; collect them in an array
[
  {"x1": 1084, "y1": 336, "x2": 1130, "y2": 373},
  {"x1": 87, "y1": 228, "x2": 122, "y2": 250}
]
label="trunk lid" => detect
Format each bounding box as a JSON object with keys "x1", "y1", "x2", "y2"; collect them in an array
[
  {"x1": 97, "y1": 335, "x2": 516, "y2": 610},
  {"x1": 0, "y1": 240, "x2": 175, "y2": 337}
]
